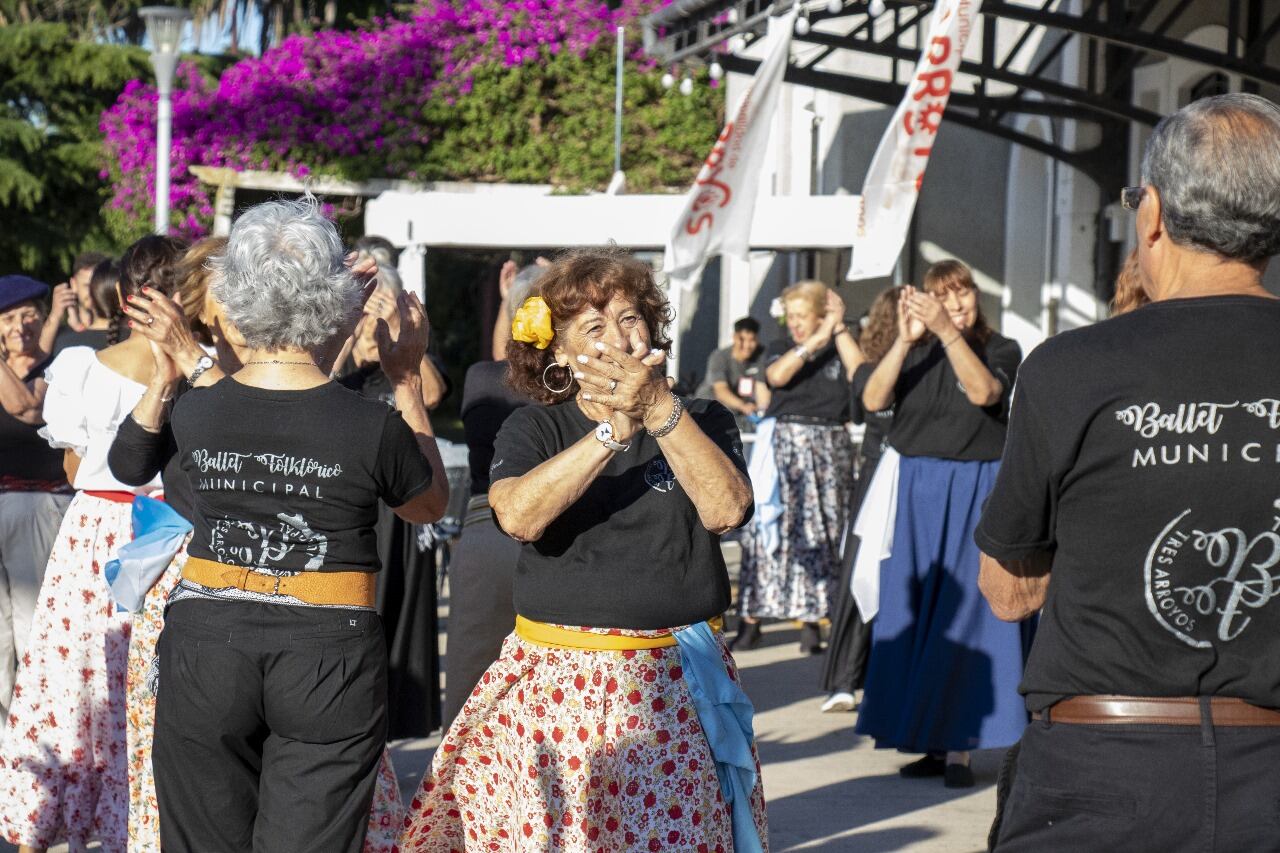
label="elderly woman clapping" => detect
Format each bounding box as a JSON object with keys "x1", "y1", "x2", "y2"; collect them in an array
[
  {"x1": 402, "y1": 248, "x2": 768, "y2": 853},
  {"x1": 149, "y1": 199, "x2": 448, "y2": 853}
]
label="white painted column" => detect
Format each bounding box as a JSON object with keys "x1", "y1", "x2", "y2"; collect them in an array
[{"x1": 398, "y1": 243, "x2": 427, "y2": 302}]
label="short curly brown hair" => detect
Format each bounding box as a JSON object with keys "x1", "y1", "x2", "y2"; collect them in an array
[{"x1": 507, "y1": 247, "x2": 673, "y2": 405}]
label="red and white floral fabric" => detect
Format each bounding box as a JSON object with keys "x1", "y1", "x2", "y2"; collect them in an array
[
  {"x1": 400, "y1": 625, "x2": 769, "y2": 852},
  {"x1": 0, "y1": 493, "x2": 133, "y2": 851}
]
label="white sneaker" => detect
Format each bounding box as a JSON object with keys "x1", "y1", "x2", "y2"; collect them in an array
[{"x1": 820, "y1": 691, "x2": 856, "y2": 713}]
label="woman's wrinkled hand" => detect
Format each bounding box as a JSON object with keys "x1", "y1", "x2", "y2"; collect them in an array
[
  {"x1": 573, "y1": 329, "x2": 671, "y2": 429},
  {"x1": 122, "y1": 287, "x2": 206, "y2": 373},
  {"x1": 376, "y1": 291, "x2": 431, "y2": 385}
]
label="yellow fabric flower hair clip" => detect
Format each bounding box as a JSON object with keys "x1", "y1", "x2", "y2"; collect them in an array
[{"x1": 511, "y1": 295, "x2": 554, "y2": 350}]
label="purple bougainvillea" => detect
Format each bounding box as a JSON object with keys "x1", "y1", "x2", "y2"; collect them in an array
[{"x1": 102, "y1": 0, "x2": 670, "y2": 238}]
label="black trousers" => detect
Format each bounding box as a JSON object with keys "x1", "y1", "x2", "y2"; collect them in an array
[
  {"x1": 153, "y1": 598, "x2": 388, "y2": 853},
  {"x1": 994, "y1": 710, "x2": 1280, "y2": 852},
  {"x1": 443, "y1": 497, "x2": 519, "y2": 727}
]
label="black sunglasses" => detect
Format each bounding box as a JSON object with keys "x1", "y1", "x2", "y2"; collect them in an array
[{"x1": 1120, "y1": 186, "x2": 1146, "y2": 211}]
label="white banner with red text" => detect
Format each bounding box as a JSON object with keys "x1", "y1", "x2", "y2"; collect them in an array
[
  {"x1": 663, "y1": 4, "x2": 800, "y2": 291},
  {"x1": 846, "y1": 0, "x2": 982, "y2": 281}
]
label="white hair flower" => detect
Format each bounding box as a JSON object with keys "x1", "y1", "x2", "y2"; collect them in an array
[{"x1": 769, "y1": 297, "x2": 786, "y2": 320}]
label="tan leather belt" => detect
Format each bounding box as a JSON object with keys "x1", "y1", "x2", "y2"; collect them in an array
[
  {"x1": 1033, "y1": 695, "x2": 1280, "y2": 727},
  {"x1": 182, "y1": 557, "x2": 375, "y2": 608}
]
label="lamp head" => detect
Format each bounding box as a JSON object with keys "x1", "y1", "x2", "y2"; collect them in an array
[{"x1": 139, "y1": 6, "x2": 191, "y2": 56}]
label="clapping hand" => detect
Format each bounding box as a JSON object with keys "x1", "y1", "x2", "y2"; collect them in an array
[
  {"x1": 897, "y1": 286, "x2": 927, "y2": 343},
  {"x1": 122, "y1": 287, "x2": 204, "y2": 367},
  {"x1": 573, "y1": 329, "x2": 671, "y2": 438},
  {"x1": 375, "y1": 291, "x2": 431, "y2": 385},
  {"x1": 904, "y1": 288, "x2": 953, "y2": 338}
]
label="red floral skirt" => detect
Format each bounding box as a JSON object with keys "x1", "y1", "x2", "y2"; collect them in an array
[{"x1": 400, "y1": 625, "x2": 768, "y2": 852}]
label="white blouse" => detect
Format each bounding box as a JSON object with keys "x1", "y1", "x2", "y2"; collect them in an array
[{"x1": 39, "y1": 347, "x2": 162, "y2": 494}]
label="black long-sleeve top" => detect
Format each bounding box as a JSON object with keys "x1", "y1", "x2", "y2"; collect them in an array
[{"x1": 107, "y1": 393, "x2": 193, "y2": 520}]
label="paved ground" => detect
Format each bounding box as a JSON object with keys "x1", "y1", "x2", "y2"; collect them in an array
[{"x1": 29, "y1": 548, "x2": 1000, "y2": 853}]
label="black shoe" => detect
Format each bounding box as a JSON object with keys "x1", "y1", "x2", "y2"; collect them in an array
[
  {"x1": 944, "y1": 762, "x2": 975, "y2": 789},
  {"x1": 799, "y1": 622, "x2": 822, "y2": 655},
  {"x1": 731, "y1": 620, "x2": 762, "y2": 651},
  {"x1": 898, "y1": 754, "x2": 946, "y2": 779}
]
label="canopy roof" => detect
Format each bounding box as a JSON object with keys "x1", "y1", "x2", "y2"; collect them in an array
[{"x1": 644, "y1": 0, "x2": 1280, "y2": 187}]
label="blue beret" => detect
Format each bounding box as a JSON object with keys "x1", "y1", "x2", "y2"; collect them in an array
[{"x1": 0, "y1": 275, "x2": 49, "y2": 314}]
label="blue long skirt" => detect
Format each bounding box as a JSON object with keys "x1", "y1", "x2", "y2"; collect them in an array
[{"x1": 855, "y1": 455, "x2": 1034, "y2": 753}]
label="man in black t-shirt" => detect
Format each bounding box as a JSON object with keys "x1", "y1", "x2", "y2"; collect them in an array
[{"x1": 977, "y1": 94, "x2": 1280, "y2": 851}]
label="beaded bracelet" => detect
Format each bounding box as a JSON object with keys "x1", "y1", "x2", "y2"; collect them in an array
[{"x1": 647, "y1": 393, "x2": 686, "y2": 438}]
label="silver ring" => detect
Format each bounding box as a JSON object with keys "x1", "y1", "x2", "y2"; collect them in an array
[
  {"x1": 609, "y1": 379, "x2": 618, "y2": 394},
  {"x1": 146, "y1": 316, "x2": 154, "y2": 325}
]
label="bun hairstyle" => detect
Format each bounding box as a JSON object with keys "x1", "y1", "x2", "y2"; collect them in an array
[{"x1": 113, "y1": 235, "x2": 189, "y2": 345}]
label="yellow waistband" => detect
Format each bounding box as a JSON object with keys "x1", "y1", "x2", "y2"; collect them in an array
[{"x1": 514, "y1": 615, "x2": 723, "y2": 651}]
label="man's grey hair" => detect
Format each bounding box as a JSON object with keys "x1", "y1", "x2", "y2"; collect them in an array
[
  {"x1": 1141, "y1": 92, "x2": 1280, "y2": 263},
  {"x1": 212, "y1": 199, "x2": 360, "y2": 350}
]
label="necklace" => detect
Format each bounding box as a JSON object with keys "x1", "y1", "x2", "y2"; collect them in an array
[{"x1": 242, "y1": 359, "x2": 317, "y2": 367}]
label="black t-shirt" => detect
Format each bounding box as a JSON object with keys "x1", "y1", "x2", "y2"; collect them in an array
[
  {"x1": 0, "y1": 356, "x2": 68, "y2": 493},
  {"x1": 763, "y1": 340, "x2": 850, "y2": 422},
  {"x1": 884, "y1": 333, "x2": 1021, "y2": 461},
  {"x1": 460, "y1": 361, "x2": 528, "y2": 495},
  {"x1": 851, "y1": 362, "x2": 893, "y2": 460},
  {"x1": 975, "y1": 296, "x2": 1280, "y2": 711},
  {"x1": 491, "y1": 397, "x2": 748, "y2": 629},
  {"x1": 172, "y1": 378, "x2": 433, "y2": 573}
]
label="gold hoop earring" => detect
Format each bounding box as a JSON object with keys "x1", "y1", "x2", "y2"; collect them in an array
[{"x1": 542, "y1": 362, "x2": 573, "y2": 395}]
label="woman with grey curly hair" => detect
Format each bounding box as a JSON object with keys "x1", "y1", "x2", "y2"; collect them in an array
[{"x1": 147, "y1": 199, "x2": 449, "y2": 853}]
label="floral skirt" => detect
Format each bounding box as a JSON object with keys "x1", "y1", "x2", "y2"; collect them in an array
[
  {"x1": 0, "y1": 492, "x2": 132, "y2": 850},
  {"x1": 400, "y1": 625, "x2": 769, "y2": 852},
  {"x1": 739, "y1": 422, "x2": 854, "y2": 622}
]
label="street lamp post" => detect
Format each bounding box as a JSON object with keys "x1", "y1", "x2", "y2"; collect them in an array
[{"x1": 140, "y1": 6, "x2": 191, "y2": 235}]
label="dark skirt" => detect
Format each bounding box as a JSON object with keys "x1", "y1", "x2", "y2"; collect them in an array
[
  {"x1": 442, "y1": 495, "x2": 519, "y2": 728},
  {"x1": 855, "y1": 455, "x2": 1034, "y2": 752},
  {"x1": 820, "y1": 449, "x2": 880, "y2": 694},
  {"x1": 374, "y1": 503, "x2": 441, "y2": 739}
]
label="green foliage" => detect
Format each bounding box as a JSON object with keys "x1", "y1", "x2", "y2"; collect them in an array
[
  {"x1": 378, "y1": 46, "x2": 723, "y2": 192},
  {"x1": 0, "y1": 23, "x2": 152, "y2": 281}
]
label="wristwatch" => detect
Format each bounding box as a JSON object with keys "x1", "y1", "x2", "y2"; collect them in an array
[
  {"x1": 594, "y1": 420, "x2": 631, "y2": 453},
  {"x1": 188, "y1": 354, "x2": 215, "y2": 385}
]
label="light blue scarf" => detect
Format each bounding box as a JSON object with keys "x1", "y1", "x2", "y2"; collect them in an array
[
  {"x1": 103, "y1": 495, "x2": 192, "y2": 612},
  {"x1": 674, "y1": 621, "x2": 763, "y2": 853}
]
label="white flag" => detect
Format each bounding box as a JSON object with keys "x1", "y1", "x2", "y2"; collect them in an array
[
  {"x1": 846, "y1": 0, "x2": 983, "y2": 281},
  {"x1": 663, "y1": 4, "x2": 799, "y2": 285}
]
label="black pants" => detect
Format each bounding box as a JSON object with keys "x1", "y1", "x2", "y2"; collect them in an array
[
  {"x1": 443, "y1": 497, "x2": 519, "y2": 727},
  {"x1": 994, "y1": 711, "x2": 1280, "y2": 852},
  {"x1": 153, "y1": 598, "x2": 388, "y2": 853}
]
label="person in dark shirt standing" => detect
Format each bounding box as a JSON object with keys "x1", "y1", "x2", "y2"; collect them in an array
[
  {"x1": 734, "y1": 281, "x2": 864, "y2": 654},
  {"x1": 401, "y1": 248, "x2": 767, "y2": 852},
  {"x1": 0, "y1": 275, "x2": 71, "y2": 722},
  {"x1": 441, "y1": 358, "x2": 529, "y2": 726},
  {"x1": 979, "y1": 93, "x2": 1280, "y2": 852},
  {"x1": 149, "y1": 200, "x2": 448, "y2": 853},
  {"x1": 441, "y1": 262, "x2": 540, "y2": 727},
  {"x1": 854, "y1": 260, "x2": 1030, "y2": 789},
  {"x1": 820, "y1": 285, "x2": 900, "y2": 712}
]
